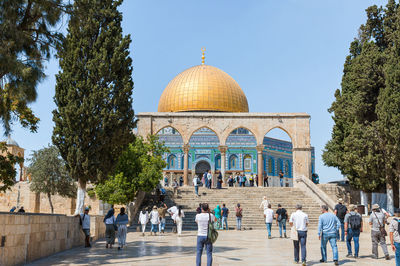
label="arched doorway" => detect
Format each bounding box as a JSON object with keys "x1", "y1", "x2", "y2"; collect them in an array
[{"x1": 195, "y1": 160, "x2": 211, "y2": 175}]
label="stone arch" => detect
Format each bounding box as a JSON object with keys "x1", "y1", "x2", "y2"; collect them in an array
[
  {"x1": 188, "y1": 126, "x2": 221, "y2": 146},
  {"x1": 194, "y1": 159, "x2": 212, "y2": 175},
  {"x1": 263, "y1": 126, "x2": 294, "y2": 145},
  {"x1": 224, "y1": 126, "x2": 257, "y2": 147}
]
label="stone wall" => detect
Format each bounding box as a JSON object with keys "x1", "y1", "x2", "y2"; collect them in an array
[
  {"x1": 318, "y1": 183, "x2": 361, "y2": 205},
  {"x1": 0, "y1": 212, "x2": 105, "y2": 266}
]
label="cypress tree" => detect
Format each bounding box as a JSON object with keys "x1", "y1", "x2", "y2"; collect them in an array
[{"x1": 52, "y1": 0, "x2": 134, "y2": 214}]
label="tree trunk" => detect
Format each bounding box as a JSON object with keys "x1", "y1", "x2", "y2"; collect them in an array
[
  {"x1": 47, "y1": 193, "x2": 54, "y2": 214},
  {"x1": 74, "y1": 179, "x2": 86, "y2": 215},
  {"x1": 360, "y1": 191, "x2": 368, "y2": 216},
  {"x1": 387, "y1": 178, "x2": 394, "y2": 215}
]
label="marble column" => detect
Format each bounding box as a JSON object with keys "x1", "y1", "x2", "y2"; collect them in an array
[
  {"x1": 219, "y1": 145, "x2": 228, "y2": 186},
  {"x1": 183, "y1": 144, "x2": 190, "y2": 186},
  {"x1": 256, "y1": 145, "x2": 264, "y2": 187}
]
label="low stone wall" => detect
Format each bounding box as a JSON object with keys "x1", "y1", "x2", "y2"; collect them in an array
[
  {"x1": 318, "y1": 183, "x2": 361, "y2": 205},
  {"x1": 0, "y1": 213, "x2": 105, "y2": 266}
]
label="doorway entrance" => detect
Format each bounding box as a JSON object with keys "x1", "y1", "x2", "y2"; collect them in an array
[{"x1": 195, "y1": 160, "x2": 211, "y2": 175}]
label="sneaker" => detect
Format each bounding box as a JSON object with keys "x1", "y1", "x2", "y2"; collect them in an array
[
  {"x1": 354, "y1": 255, "x2": 358, "y2": 259},
  {"x1": 371, "y1": 255, "x2": 378, "y2": 259},
  {"x1": 284, "y1": 233, "x2": 287, "y2": 238},
  {"x1": 319, "y1": 259, "x2": 325, "y2": 263},
  {"x1": 333, "y1": 260, "x2": 339, "y2": 266},
  {"x1": 268, "y1": 235, "x2": 272, "y2": 239},
  {"x1": 302, "y1": 261, "x2": 306, "y2": 266},
  {"x1": 346, "y1": 254, "x2": 353, "y2": 258},
  {"x1": 385, "y1": 254, "x2": 390, "y2": 260},
  {"x1": 280, "y1": 236, "x2": 282, "y2": 238}
]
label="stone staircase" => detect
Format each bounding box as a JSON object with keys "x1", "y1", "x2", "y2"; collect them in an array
[{"x1": 131, "y1": 186, "x2": 323, "y2": 231}]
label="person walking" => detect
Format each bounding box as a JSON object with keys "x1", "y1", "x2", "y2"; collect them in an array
[
  {"x1": 139, "y1": 209, "x2": 149, "y2": 236},
  {"x1": 228, "y1": 175, "x2": 234, "y2": 187},
  {"x1": 158, "y1": 203, "x2": 168, "y2": 234},
  {"x1": 264, "y1": 204, "x2": 274, "y2": 239},
  {"x1": 344, "y1": 204, "x2": 363, "y2": 258},
  {"x1": 290, "y1": 204, "x2": 309, "y2": 266},
  {"x1": 164, "y1": 175, "x2": 169, "y2": 187},
  {"x1": 389, "y1": 216, "x2": 400, "y2": 265},
  {"x1": 369, "y1": 204, "x2": 390, "y2": 260},
  {"x1": 249, "y1": 174, "x2": 254, "y2": 187},
  {"x1": 203, "y1": 171, "x2": 208, "y2": 188},
  {"x1": 221, "y1": 203, "x2": 229, "y2": 230},
  {"x1": 264, "y1": 174, "x2": 269, "y2": 187},
  {"x1": 193, "y1": 175, "x2": 200, "y2": 196},
  {"x1": 160, "y1": 187, "x2": 166, "y2": 202},
  {"x1": 179, "y1": 176, "x2": 184, "y2": 186},
  {"x1": 195, "y1": 203, "x2": 216, "y2": 266},
  {"x1": 172, "y1": 178, "x2": 179, "y2": 197},
  {"x1": 318, "y1": 205, "x2": 340, "y2": 265},
  {"x1": 216, "y1": 172, "x2": 223, "y2": 189},
  {"x1": 259, "y1": 196, "x2": 269, "y2": 211},
  {"x1": 207, "y1": 171, "x2": 212, "y2": 189},
  {"x1": 116, "y1": 207, "x2": 129, "y2": 250},
  {"x1": 150, "y1": 206, "x2": 160, "y2": 236},
  {"x1": 173, "y1": 206, "x2": 185, "y2": 236},
  {"x1": 214, "y1": 205, "x2": 222, "y2": 230},
  {"x1": 235, "y1": 203, "x2": 243, "y2": 230},
  {"x1": 334, "y1": 198, "x2": 347, "y2": 242},
  {"x1": 79, "y1": 207, "x2": 91, "y2": 248},
  {"x1": 276, "y1": 204, "x2": 288, "y2": 238},
  {"x1": 104, "y1": 208, "x2": 116, "y2": 248},
  {"x1": 279, "y1": 171, "x2": 284, "y2": 187}
]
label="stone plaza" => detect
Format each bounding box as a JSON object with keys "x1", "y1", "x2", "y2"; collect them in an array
[{"x1": 28, "y1": 229, "x2": 394, "y2": 266}]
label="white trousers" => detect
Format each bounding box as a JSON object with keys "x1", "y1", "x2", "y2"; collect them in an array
[
  {"x1": 176, "y1": 217, "x2": 183, "y2": 235},
  {"x1": 141, "y1": 223, "x2": 146, "y2": 233}
]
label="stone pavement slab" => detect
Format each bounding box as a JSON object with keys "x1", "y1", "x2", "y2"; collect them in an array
[{"x1": 28, "y1": 229, "x2": 395, "y2": 265}]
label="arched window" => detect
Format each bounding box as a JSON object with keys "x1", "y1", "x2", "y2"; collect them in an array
[
  {"x1": 268, "y1": 157, "x2": 275, "y2": 175},
  {"x1": 244, "y1": 154, "x2": 252, "y2": 170},
  {"x1": 229, "y1": 154, "x2": 238, "y2": 169},
  {"x1": 168, "y1": 155, "x2": 177, "y2": 169},
  {"x1": 215, "y1": 154, "x2": 221, "y2": 170}
]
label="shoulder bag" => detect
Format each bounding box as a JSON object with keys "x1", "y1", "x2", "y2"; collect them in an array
[
  {"x1": 373, "y1": 211, "x2": 387, "y2": 237},
  {"x1": 207, "y1": 213, "x2": 218, "y2": 244}
]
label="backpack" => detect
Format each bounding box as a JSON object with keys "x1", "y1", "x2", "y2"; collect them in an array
[
  {"x1": 161, "y1": 188, "x2": 166, "y2": 195},
  {"x1": 207, "y1": 214, "x2": 218, "y2": 244},
  {"x1": 348, "y1": 213, "x2": 362, "y2": 230},
  {"x1": 236, "y1": 208, "x2": 242, "y2": 217},
  {"x1": 277, "y1": 209, "x2": 287, "y2": 222},
  {"x1": 336, "y1": 204, "x2": 347, "y2": 220}
]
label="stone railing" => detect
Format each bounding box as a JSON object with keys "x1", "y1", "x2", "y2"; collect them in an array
[
  {"x1": 294, "y1": 176, "x2": 336, "y2": 211},
  {"x1": 0, "y1": 212, "x2": 105, "y2": 266}
]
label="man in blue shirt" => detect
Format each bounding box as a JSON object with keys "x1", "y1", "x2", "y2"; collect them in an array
[
  {"x1": 318, "y1": 205, "x2": 340, "y2": 265},
  {"x1": 221, "y1": 203, "x2": 229, "y2": 230}
]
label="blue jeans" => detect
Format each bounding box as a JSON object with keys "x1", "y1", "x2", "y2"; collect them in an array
[
  {"x1": 346, "y1": 228, "x2": 360, "y2": 256},
  {"x1": 278, "y1": 219, "x2": 287, "y2": 236},
  {"x1": 236, "y1": 217, "x2": 242, "y2": 230},
  {"x1": 158, "y1": 218, "x2": 166, "y2": 232},
  {"x1": 395, "y1": 242, "x2": 400, "y2": 266},
  {"x1": 280, "y1": 178, "x2": 284, "y2": 187},
  {"x1": 321, "y1": 233, "x2": 338, "y2": 262},
  {"x1": 293, "y1": 230, "x2": 307, "y2": 263},
  {"x1": 195, "y1": 186, "x2": 199, "y2": 195},
  {"x1": 151, "y1": 224, "x2": 158, "y2": 232},
  {"x1": 337, "y1": 220, "x2": 344, "y2": 241},
  {"x1": 222, "y1": 216, "x2": 228, "y2": 230},
  {"x1": 266, "y1": 223, "x2": 272, "y2": 237},
  {"x1": 196, "y1": 235, "x2": 212, "y2": 266}
]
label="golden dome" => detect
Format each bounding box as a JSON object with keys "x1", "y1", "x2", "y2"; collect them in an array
[{"x1": 158, "y1": 64, "x2": 249, "y2": 113}]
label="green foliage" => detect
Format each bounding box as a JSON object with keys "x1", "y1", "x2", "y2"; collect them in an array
[
  {"x1": 0, "y1": 142, "x2": 23, "y2": 192},
  {"x1": 86, "y1": 187, "x2": 96, "y2": 198},
  {"x1": 95, "y1": 135, "x2": 168, "y2": 205},
  {"x1": 323, "y1": 0, "x2": 400, "y2": 191},
  {"x1": 28, "y1": 145, "x2": 76, "y2": 213},
  {"x1": 52, "y1": 0, "x2": 135, "y2": 186},
  {"x1": 0, "y1": 0, "x2": 71, "y2": 134}
]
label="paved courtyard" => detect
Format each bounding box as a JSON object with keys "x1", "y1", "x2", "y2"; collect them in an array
[{"x1": 29, "y1": 229, "x2": 394, "y2": 265}]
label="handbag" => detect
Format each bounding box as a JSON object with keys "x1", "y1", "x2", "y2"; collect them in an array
[
  {"x1": 207, "y1": 213, "x2": 219, "y2": 244},
  {"x1": 373, "y1": 211, "x2": 387, "y2": 237}
]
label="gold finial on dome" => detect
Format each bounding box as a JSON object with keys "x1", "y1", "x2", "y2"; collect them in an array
[{"x1": 201, "y1": 47, "x2": 206, "y2": 65}]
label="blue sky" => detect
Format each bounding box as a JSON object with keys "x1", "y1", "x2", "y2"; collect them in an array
[{"x1": 4, "y1": 0, "x2": 388, "y2": 183}]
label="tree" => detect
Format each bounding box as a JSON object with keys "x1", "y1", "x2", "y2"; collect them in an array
[
  {"x1": 28, "y1": 145, "x2": 76, "y2": 213},
  {"x1": 95, "y1": 135, "x2": 168, "y2": 205},
  {"x1": 0, "y1": 0, "x2": 71, "y2": 191},
  {"x1": 52, "y1": 0, "x2": 135, "y2": 214}
]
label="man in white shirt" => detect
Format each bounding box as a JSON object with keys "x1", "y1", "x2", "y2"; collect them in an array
[
  {"x1": 195, "y1": 203, "x2": 216, "y2": 266},
  {"x1": 207, "y1": 171, "x2": 212, "y2": 189},
  {"x1": 264, "y1": 204, "x2": 274, "y2": 239},
  {"x1": 193, "y1": 175, "x2": 199, "y2": 196},
  {"x1": 79, "y1": 207, "x2": 91, "y2": 248},
  {"x1": 290, "y1": 204, "x2": 309, "y2": 265}
]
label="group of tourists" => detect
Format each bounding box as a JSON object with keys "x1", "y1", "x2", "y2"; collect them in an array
[
  {"x1": 257, "y1": 196, "x2": 399, "y2": 266},
  {"x1": 196, "y1": 202, "x2": 243, "y2": 231},
  {"x1": 138, "y1": 203, "x2": 185, "y2": 236},
  {"x1": 9, "y1": 206, "x2": 25, "y2": 212}
]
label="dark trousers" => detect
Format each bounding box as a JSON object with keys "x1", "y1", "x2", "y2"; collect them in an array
[
  {"x1": 293, "y1": 230, "x2": 307, "y2": 262},
  {"x1": 264, "y1": 179, "x2": 268, "y2": 187}
]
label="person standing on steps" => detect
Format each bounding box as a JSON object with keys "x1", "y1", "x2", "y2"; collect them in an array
[
  {"x1": 195, "y1": 203, "x2": 216, "y2": 266},
  {"x1": 249, "y1": 174, "x2": 254, "y2": 187},
  {"x1": 290, "y1": 204, "x2": 309, "y2": 266},
  {"x1": 344, "y1": 204, "x2": 363, "y2": 258},
  {"x1": 264, "y1": 174, "x2": 269, "y2": 187},
  {"x1": 228, "y1": 175, "x2": 234, "y2": 187},
  {"x1": 196, "y1": 203, "x2": 202, "y2": 214},
  {"x1": 216, "y1": 171, "x2": 223, "y2": 189},
  {"x1": 193, "y1": 175, "x2": 200, "y2": 196},
  {"x1": 264, "y1": 204, "x2": 274, "y2": 239},
  {"x1": 173, "y1": 206, "x2": 185, "y2": 236},
  {"x1": 334, "y1": 198, "x2": 347, "y2": 242},
  {"x1": 214, "y1": 205, "x2": 222, "y2": 230},
  {"x1": 203, "y1": 171, "x2": 208, "y2": 188},
  {"x1": 116, "y1": 207, "x2": 129, "y2": 250},
  {"x1": 164, "y1": 175, "x2": 169, "y2": 187},
  {"x1": 279, "y1": 171, "x2": 284, "y2": 187},
  {"x1": 207, "y1": 170, "x2": 212, "y2": 189},
  {"x1": 389, "y1": 214, "x2": 400, "y2": 265},
  {"x1": 369, "y1": 204, "x2": 390, "y2": 260},
  {"x1": 139, "y1": 209, "x2": 149, "y2": 236},
  {"x1": 276, "y1": 204, "x2": 288, "y2": 238},
  {"x1": 104, "y1": 208, "x2": 116, "y2": 249},
  {"x1": 318, "y1": 205, "x2": 340, "y2": 265},
  {"x1": 235, "y1": 203, "x2": 243, "y2": 230},
  {"x1": 158, "y1": 203, "x2": 168, "y2": 234},
  {"x1": 172, "y1": 178, "x2": 179, "y2": 197},
  {"x1": 150, "y1": 206, "x2": 160, "y2": 236},
  {"x1": 259, "y1": 196, "x2": 269, "y2": 211},
  {"x1": 179, "y1": 175, "x2": 184, "y2": 186},
  {"x1": 255, "y1": 174, "x2": 259, "y2": 187},
  {"x1": 221, "y1": 203, "x2": 229, "y2": 230}
]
